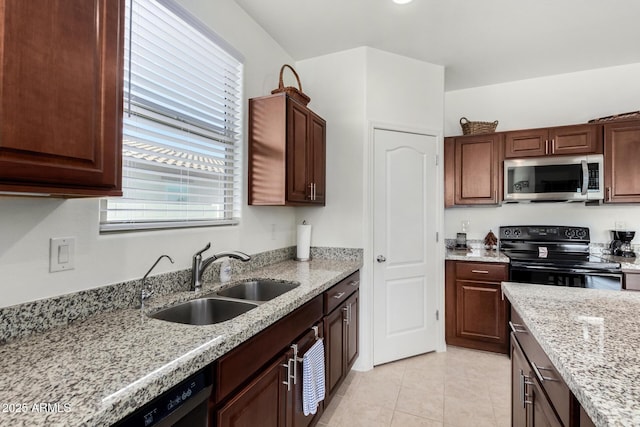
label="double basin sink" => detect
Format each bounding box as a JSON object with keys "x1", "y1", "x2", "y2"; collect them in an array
[{"x1": 150, "y1": 279, "x2": 299, "y2": 325}]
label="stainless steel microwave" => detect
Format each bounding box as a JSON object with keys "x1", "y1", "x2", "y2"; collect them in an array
[{"x1": 504, "y1": 154, "x2": 604, "y2": 202}]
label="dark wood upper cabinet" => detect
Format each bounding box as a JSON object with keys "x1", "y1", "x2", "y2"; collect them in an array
[
  {"x1": 504, "y1": 124, "x2": 601, "y2": 158},
  {"x1": 604, "y1": 120, "x2": 640, "y2": 203},
  {"x1": 0, "y1": 0, "x2": 124, "y2": 196},
  {"x1": 444, "y1": 133, "x2": 502, "y2": 207},
  {"x1": 249, "y1": 93, "x2": 326, "y2": 206}
]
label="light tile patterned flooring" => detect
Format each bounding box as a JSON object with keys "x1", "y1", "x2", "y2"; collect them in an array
[{"x1": 318, "y1": 346, "x2": 511, "y2": 427}]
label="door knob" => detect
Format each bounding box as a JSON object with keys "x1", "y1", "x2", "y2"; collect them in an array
[{"x1": 376, "y1": 255, "x2": 386, "y2": 263}]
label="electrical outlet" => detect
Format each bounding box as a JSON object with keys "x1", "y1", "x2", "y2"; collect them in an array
[
  {"x1": 615, "y1": 221, "x2": 627, "y2": 230},
  {"x1": 461, "y1": 220, "x2": 470, "y2": 232},
  {"x1": 50, "y1": 237, "x2": 75, "y2": 273}
]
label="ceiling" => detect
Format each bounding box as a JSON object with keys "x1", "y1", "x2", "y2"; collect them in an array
[{"x1": 234, "y1": 0, "x2": 640, "y2": 91}]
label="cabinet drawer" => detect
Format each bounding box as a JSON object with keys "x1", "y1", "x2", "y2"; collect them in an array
[
  {"x1": 324, "y1": 271, "x2": 360, "y2": 314},
  {"x1": 510, "y1": 308, "x2": 572, "y2": 427},
  {"x1": 455, "y1": 262, "x2": 507, "y2": 281}
]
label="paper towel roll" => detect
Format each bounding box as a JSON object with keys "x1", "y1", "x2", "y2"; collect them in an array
[{"x1": 296, "y1": 223, "x2": 312, "y2": 261}]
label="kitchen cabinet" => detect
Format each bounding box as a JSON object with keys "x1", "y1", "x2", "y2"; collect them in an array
[
  {"x1": 603, "y1": 120, "x2": 640, "y2": 203},
  {"x1": 445, "y1": 260, "x2": 509, "y2": 354},
  {"x1": 444, "y1": 133, "x2": 502, "y2": 207},
  {"x1": 212, "y1": 271, "x2": 360, "y2": 427},
  {"x1": 504, "y1": 124, "x2": 602, "y2": 159},
  {"x1": 624, "y1": 270, "x2": 640, "y2": 291},
  {"x1": 323, "y1": 271, "x2": 360, "y2": 405},
  {"x1": 0, "y1": 0, "x2": 124, "y2": 196},
  {"x1": 509, "y1": 307, "x2": 597, "y2": 427},
  {"x1": 248, "y1": 93, "x2": 326, "y2": 206}
]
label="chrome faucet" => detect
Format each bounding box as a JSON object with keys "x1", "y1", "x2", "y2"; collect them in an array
[
  {"x1": 141, "y1": 254, "x2": 174, "y2": 307},
  {"x1": 191, "y1": 243, "x2": 251, "y2": 291}
]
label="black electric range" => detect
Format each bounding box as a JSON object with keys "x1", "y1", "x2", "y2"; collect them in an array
[{"x1": 499, "y1": 225, "x2": 622, "y2": 290}]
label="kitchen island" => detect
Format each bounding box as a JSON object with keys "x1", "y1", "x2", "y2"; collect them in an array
[
  {"x1": 503, "y1": 282, "x2": 640, "y2": 426},
  {"x1": 0, "y1": 258, "x2": 361, "y2": 427}
]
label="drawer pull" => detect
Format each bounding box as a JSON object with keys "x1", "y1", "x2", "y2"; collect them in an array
[
  {"x1": 349, "y1": 280, "x2": 360, "y2": 287},
  {"x1": 519, "y1": 370, "x2": 534, "y2": 408},
  {"x1": 471, "y1": 270, "x2": 489, "y2": 274},
  {"x1": 532, "y1": 362, "x2": 559, "y2": 383},
  {"x1": 333, "y1": 292, "x2": 346, "y2": 299},
  {"x1": 509, "y1": 321, "x2": 528, "y2": 334}
]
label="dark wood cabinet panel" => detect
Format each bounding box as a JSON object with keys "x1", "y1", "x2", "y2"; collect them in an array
[
  {"x1": 445, "y1": 134, "x2": 501, "y2": 207},
  {"x1": 217, "y1": 353, "x2": 288, "y2": 427},
  {"x1": 511, "y1": 336, "x2": 529, "y2": 427},
  {"x1": 504, "y1": 124, "x2": 601, "y2": 159},
  {"x1": 249, "y1": 93, "x2": 326, "y2": 206},
  {"x1": 445, "y1": 260, "x2": 509, "y2": 354},
  {"x1": 0, "y1": 0, "x2": 124, "y2": 196},
  {"x1": 604, "y1": 120, "x2": 640, "y2": 203},
  {"x1": 345, "y1": 293, "x2": 359, "y2": 371},
  {"x1": 324, "y1": 303, "x2": 346, "y2": 402}
]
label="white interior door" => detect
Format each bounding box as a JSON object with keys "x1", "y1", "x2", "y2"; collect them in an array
[{"x1": 373, "y1": 128, "x2": 438, "y2": 365}]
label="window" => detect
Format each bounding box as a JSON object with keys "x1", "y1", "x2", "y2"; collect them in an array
[{"x1": 100, "y1": 0, "x2": 243, "y2": 232}]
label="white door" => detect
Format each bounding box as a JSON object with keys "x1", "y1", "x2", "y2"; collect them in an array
[{"x1": 373, "y1": 128, "x2": 438, "y2": 365}]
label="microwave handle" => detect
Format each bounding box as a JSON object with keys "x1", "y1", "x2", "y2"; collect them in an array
[{"x1": 581, "y1": 160, "x2": 588, "y2": 195}]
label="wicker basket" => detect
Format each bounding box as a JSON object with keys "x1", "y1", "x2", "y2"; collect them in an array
[
  {"x1": 271, "y1": 64, "x2": 310, "y2": 106},
  {"x1": 459, "y1": 117, "x2": 498, "y2": 135},
  {"x1": 588, "y1": 111, "x2": 640, "y2": 123}
]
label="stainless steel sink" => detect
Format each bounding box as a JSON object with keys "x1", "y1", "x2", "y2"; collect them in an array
[
  {"x1": 150, "y1": 298, "x2": 258, "y2": 325},
  {"x1": 214, "y1": 279, "x2": 299, "y2": 301}
]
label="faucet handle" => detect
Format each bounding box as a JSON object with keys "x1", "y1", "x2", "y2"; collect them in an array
[{"x1": 195, "y1": 242, "x2": 211, "y2": 258}]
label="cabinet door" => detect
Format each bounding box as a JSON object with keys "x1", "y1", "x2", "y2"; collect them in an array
[
  {"x1": 287, "y1": 323, "x2": 324, "y2": 427},
  {"x1": 309, "y1": 112, "x2": 326, "y2": 205},
  {"x1": 505, "y1": 129, "x2": 549, "y2": 158},
  {"x1": 453, "y1": 134, "x2": 501, "y2": 205},
  {"x1": 550, "y1": 124, "x2": 601, "y2": 155},
  {"x1": 455, "y1": 280, "x2": 507, "y2": 345},
  {"x1": 511, "y1": 336, "x2": 530, "y2": 427},
  {"x1": 323, "y1": 304, "x2": 346, "y2": 404},
  {"x1": 0, "y1": 0, "x2": 123, "y2": 196},
  {"x1": 345, "y1": 291, "x2": 359, "y2": 371},
  {"x1": 604, "y1": 120, "x2": 640, "y2": 203},
  {"x1": 217, "y1": 352, "x2": 288, "y2": 427},
  {"x1": 287, "y1": 101, "x2": 311, "y2": 203},
  {"x1": 530, "y1": 377, "x2": 563, "y2": 427}
]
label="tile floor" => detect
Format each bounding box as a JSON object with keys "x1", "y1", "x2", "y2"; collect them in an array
[{"x1": 318, "y1": 346, "x2": 511, "y2": 427}]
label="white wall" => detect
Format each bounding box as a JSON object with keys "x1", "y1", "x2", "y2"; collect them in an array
[
  {"x1": 0, "y1": 0, "x2": 298, "y2": 308},
  {"x1": 295, "y1": 47, "x2": 445, "y2": 369},
  {"x1": 444, "y1": 63, "x2": 640, "y2": 243}
]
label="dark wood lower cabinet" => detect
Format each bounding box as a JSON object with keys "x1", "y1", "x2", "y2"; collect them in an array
[
  {"x1": 217, "y1": 353, "x2": 288, "y2": 427},
  {"x1": 445, "y1": 260, "x2": 509, "y2": 354},
  {"x1": 211, "y1": 271, "x2": 360, "y2": 427}
]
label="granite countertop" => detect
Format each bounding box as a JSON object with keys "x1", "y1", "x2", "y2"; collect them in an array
[
  {"x1": 0, "y1": 258, "x2": 361, "y2": 427},
  {"x1": 445, "y1": 247, "x2": 510, "y2": 263},
  {"x1": 502, "y1": 282, "x2": 640, "y2": 427},
  {"x1": 602, "y1": 254, "x2": 640, "y2": 271}
]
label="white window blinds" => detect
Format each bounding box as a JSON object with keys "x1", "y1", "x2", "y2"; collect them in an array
[{"x1": 100, "y1": 0, "x2": 243, "y2": 232}]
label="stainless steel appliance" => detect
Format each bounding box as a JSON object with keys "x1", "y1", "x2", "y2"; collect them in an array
[
  {"x1": 503, "y1": 154, "x2": 604, "y2": 202},
  {"x1": 500, "y1": 225, "x2": 622, "y2": 290},
  {"x1": 610, "y1": 230, "x2": 636, "y2": 258}
]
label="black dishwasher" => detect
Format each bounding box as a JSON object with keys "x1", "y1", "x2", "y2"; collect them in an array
[{"x1": 114, "y1": 369, "x2": 212, "y2": 427}]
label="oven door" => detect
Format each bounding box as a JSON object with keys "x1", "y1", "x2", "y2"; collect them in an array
[{"x1": 510, "y1": 264, "x2": 622, "y2": 290}]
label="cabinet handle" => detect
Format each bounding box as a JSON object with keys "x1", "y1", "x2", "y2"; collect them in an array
[
  {"x1": 308, "y1": 183, "x2": 313, "y2": 200},
  {"x1": 349, "y1": 280, "x2": 360, "y2": 287},
  {"x1": 551, "y1": 138, "x2": 555, "y2": 153},
  {"x1": 312, "y1": 183, "x2": 316, "y2": 201},
  {"x1": 471, "y1": 269, "x2": 489, "y2": 274},
  {"x1": 334, "y1": 292, "x2": 346, "y2": 299},
  {"x1": 545, "y1": 139, "x2": 549, "y2": 155},
  {"x1": 509, "y1": 321, "x2": 528, "y2": 334},
  {"x1": 532, "y1": 362, "x2": 559, "y2": 383},
  {"x1": 282, "y1": 359, "x2": 293, "y2": 391},
  {"x1": 519, "y1": 370, "x2": 534, "y2": 408},
  {"x1": 343, "y1": 306, "x2": 349, "y2": 323},
  {"x1": 606, "y1": 187, "x2": 611, "y2": 202}
]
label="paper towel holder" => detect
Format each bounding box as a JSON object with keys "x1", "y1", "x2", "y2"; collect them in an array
[{"x1": 296, "y1": 220, "x2": 311, "y2": 262}]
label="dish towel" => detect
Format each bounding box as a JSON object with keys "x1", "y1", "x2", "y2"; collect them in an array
[{"x1": 302, "y1": 338, "x2": 325, "y2": 416}]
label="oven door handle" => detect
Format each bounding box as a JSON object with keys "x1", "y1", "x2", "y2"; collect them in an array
[
  {"x1": 581, "y1": 160, "x2": 589, "y2": 195},
  {"x1": 511, "y1": 264, "x2": 622, "y2": 276}
]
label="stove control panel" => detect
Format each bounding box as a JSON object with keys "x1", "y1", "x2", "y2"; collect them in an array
[{"x1": 500, "y1": 226, "x2": 590, "y2": 242}]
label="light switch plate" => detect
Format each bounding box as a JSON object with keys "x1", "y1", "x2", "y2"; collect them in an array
[{"x1": 50, "y1": 237, "x2": 75, "y2": 273}]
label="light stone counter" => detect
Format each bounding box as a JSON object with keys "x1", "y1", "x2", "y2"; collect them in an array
[
  {"x1": 445, "y1": 248, "x2": 510, "y2": 263},
  {"x1": 502, "y1": 282, "x2": 640, "y2": 427},
  {"x1": 0, "y1": 258, "x2": 361, "y2": 427}
]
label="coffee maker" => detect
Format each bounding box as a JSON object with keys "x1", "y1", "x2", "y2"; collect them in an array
[{"x1": 610, "y1": 230, "x2": 636, "y2": 258}]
